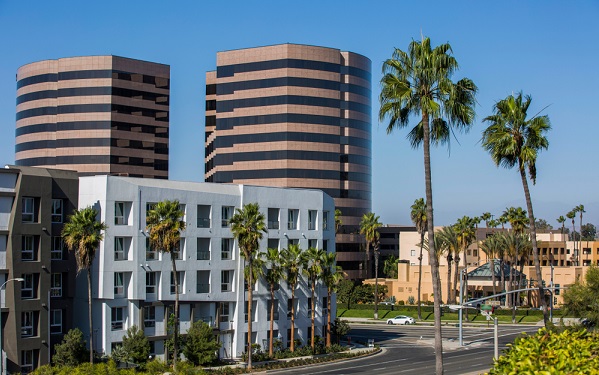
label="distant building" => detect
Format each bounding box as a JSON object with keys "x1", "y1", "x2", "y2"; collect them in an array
[
  {"x1": 15, "y1": 56, "x2": 170, "y2": 178},
  {"x1": 0, "y1": 166, "x2": 78, "y2": 373},
  {"x1": 76, "y1": 176, "x2": 336, "y2": 360},
  {"x1": 204, "y1": 43, "x2": 372, "y2": 279}
]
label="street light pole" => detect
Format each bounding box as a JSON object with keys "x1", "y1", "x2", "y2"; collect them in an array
[
  {"x1": 550, "y1": 263, "x2": 554, "y2": 322},
  {"x1": 0, "y1": 278, "x2": 25, "y2": 375},
  {"x1": 459, "y1": 268, "x2": 464, "y2": 346}
]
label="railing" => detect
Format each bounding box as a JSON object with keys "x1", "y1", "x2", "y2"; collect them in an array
[
  {"x1": 308, "y1": 222, "x2": 315, "y2": 230},
  {"x1": 146, "y1": 251, "x2": 157, "y2": 260},
  {"x1": 221, "y1": 251, "x2": 231, "y2": 260},
  {"x1": 196, "y1": 283, "x2": 210, "y2": 293},
  {"x1": 268, "y1": 221, "x2": 280, "y2": 229},
  {"x1": 114, "y1": 252, "x2": 126, "y2": 261},
  {"x1": 221, "y1": 219, "x2": 230, "y2": 227},
  {"x1": 197, "y1": 251, "x2": 210, "y2": 260},
  {"x1": 50, "y1": 288, "x2": 61, "y2": 298},
  {"x1": 288, "y1": 222, "x2": 295, "y2": 230},
  {"x1": 221, "y1": 283, "x2": 231, "y2": 292},
  {"x1": 115, "y1": 216, "x2": 126, "y2": 225},
  {"x1": 197, "y1": 218, "x2": 211, "y2": 228}
]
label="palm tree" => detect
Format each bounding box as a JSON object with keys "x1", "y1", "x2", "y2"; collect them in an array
[
  {"x1": 263, "y1": 248, "x2": 284, "y2": 356},
  {"x1": 482, "y1": 92, "x2": 551, "y2": 322},
  {"x1": 410, "y1": 198, "x2": 427, "y2": 320},
  {"x1": 359, "y1": 212, "x2": 382, "y2": 318},
  {"x1": 321, "y1": 252, "x2": 343, "y2": 347},
  {"x1": 480, "y1": 234, "x2": 501, "y2": 296},
  {"x1": 230, "y1": 203, "x2": 267, "y2": 370},
  {"x1": 437, "y1": 226, "x2": 459, "y2": 304},
  {"x1": 502, "y1": 207, "x2": 529, "y2": 308},
  {"x1": 302, "y1": 247, "x2": 325, "y2": 351},
  {"x1": 62, "y1": 206, "x2": 107, "y2": 364},
  {"x1": 380, "y1": 37, "x2": 477, "y2": 373},
  {"x1": 557, "y1": 216, "x2": 566, "y2": 265},
  {"x1": 146, "y1": 200, "x2": 186, "y2": 369},
  {"x1": 383, "y1": 255, "x2": 399, "y2": 279},
  {"x1": 481, "y1": 212, "x2": 492, "y2": 231},
  {"x1": 567, "y1": 210, "x2": 577, "y2": 265},
  {"x1": 281, "y1": 244, "x2": 303, "y2": 352},
  {"x1": 576, "y1": 204, "x2": 585, "y2": 265},
  {"x1": 454, "y1": 216, "x2": 476, "y2": 305},
  {"x1": 503, "y1": 207, "x2": 528, "y2": 234},
  {"x1": 334, "y1": 209, "x2": 343, "y2": 234}
]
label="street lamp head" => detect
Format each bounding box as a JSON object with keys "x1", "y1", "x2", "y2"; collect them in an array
[{"x1": 14, "y1": 278, "x2": 25, "y2": 282}]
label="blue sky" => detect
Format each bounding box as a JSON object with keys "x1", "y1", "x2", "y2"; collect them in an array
[{"x1": 1, "y1": 1, "x2": 597, "y2": 228}]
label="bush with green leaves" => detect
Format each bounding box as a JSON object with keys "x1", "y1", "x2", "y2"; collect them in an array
[
  {"x1": 331, "y1": 318, "x2": 350, "y2": 344},
  {"x1": 182, "y1": 320, "x2": 221, "y2": 366},
  {"x1": 121, "y1": 325, "x2": 151, "y2": 367},
  {"x1": 52, "y1": 328, "x2": 89, "y2": 367},
  {"x1": 407, "y1": 296, "x2": 415, "y2": 305},
  {"x1": 489, "y1": 328, "x2": 599, "y2": 374},
  {"x1": 562, "y1": 264, "x2": 599, "y2": 326}
]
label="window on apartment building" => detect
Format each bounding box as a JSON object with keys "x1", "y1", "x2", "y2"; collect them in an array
[
  {"x1": 244, "y1": 301, "x2": 257, "y2": 323},
  {"x1": 267, "y1": 238, "x2": 279, "y2": 251},
  {"x1": 221, "y1": 270, "x2": 232, "y2": 292},
  {"x1": 267, "y1": 300, "x2": 279, "y2": 321},
  {"x1": 172, "y1": 238, "x2": 184, "y2": 260},
  {"x1": 221, "y1": 206, "x2": 234, "y2": 227},
  {"x1": 145, "y1": 238, "x2": 157, "y2": 260},
  {"x1": 21, "y1": 235, "x2": 37, "y2": 261},
  {"x1": 111, "y1": 307, "x2": 124, "y2": 330},
  {"x1": 170, "y1": 271, "x2": 184, "y2": 294},
  {"x1": 51, "y1": 199, "x2": 63, "y2": 223},
  {"x1": 287, "y1": 299, "x2": 293, "y2": 320},
  {"x1": 323, "y1": 211, "x2": 329, "y2": 231},
  {"x1": 308, "y1": 297, "x2": 313, "y2": 316},
  {"x1": 411, "y1": 250, "x2": 416, "y2": 257},
  {"x1": 197, "y1": 205, "x2": 211, "y2": 228},
  {"x1": 288, "y1": 209, "x2": 299, "y2": 230},
  {"x1": 144, "y1": 306, "x2": 156, "y2": 328},
  {"x1": 322, "y1": 297, "x2": 328, "y2": 316},
  {"x1": 22, "y1": 197, "x2": 36, "y2": 223},
  {"x1": 51, "y1": 273, "x2": 62, "y2": 297},
  {"x1": 51, "y1": 237, "x2": 63, "y2": 260},
  {"x1": 146, "y1": 272, "x2": 157, "y2": 294},
  {"x1": 114, "y1": 273, "x2": 124, "y2": 296},
  {"x1": 308, "y1": 210, "x2": 317, "y2": 230},
  {"x1": 21, "y1": 311, "x2": 36, "y2": 337},
  {"x1": 21, "y1": 349, "x2": 36, "y2": 374},
  {"x1": 219, "y1": 302, "x2": 230, "y2": 323},
  {"x1": 308, "y1": 239, "x2": 318, "y2": 249},
  {"x1": 197, "y1": 238, "x2": 210, "y2": 260},
  {"x1": 21, "y1": 274, "x2": 36, "y2": 299},
  {"x1": 268, "y1": 208, "x2": 280, "y2": 229},
  {"x1": 114, "y1": 237, "x2": 127, "y2": 261},
  {"x1": 323, "y1": 240, "x2": 328, "y2": 252},
  {"x1": 50, "y1": 310, "x2": 62, "y2": 334},
  {"x1": 115, "y1": 202, "x2": 128, "y2": 225},
  {"x1": 221, "y1": 238, "x2": 233, "y2": 260},
  {"x1": 197, "y1": 270, "x2": 210, "y2": 293}
]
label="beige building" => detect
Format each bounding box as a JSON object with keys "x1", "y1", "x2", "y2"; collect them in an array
[{"x1": 16, "y1": 55, "x2": 170, "y2": 178}]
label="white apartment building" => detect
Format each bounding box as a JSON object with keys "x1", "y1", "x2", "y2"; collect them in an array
[{"x1": 75, "y1": 176, "x2": 336, "y2": 360}]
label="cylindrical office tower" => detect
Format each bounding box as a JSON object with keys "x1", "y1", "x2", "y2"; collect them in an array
[
  {"x1": 205, "y1": 44, "x2": 372, "y2": 279},
  {"x1": 15, "y1": 55, "x2": 170, "y2": 178}
]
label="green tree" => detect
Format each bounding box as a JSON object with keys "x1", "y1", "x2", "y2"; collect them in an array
[
  {"x1": 567, "y1": 210, "x2": 577, "y2": 264},
  {"x1": 331, "y1": 318, "x2": 351, "y2": 345},
  {"x1": 503, "y1": 206, "x2": 528, "y2": 234},
  {"x1": 263, "y1": 247, "x2": 284, "y2": 356},
  {"x1": 302, "y1": 246, "x2": 324, "y2": 351},
  {"x1": 121, "y1": 325, "x2": 150, "y2": 367},
  {"x1": 535, "y1": 218, "x2": 553, "y2": 232},
  {"x1": 562, "y1": 264, "x2": 599, "y2": 325},
  {"x1": 230, "y1": 203, "x2": 266, "y2": 369},
  {"x1": 482, "y1": 92, "x2": 551, "y2": 323},
  {"x1": 380, "y1": 36, "x2": 477, "y2": 373},
  {"x1": 281, "y1": 244, "x2": 302, "y2": 352},
  {"x1": 52, "y1": 328, "x2": 89, "y2": 366},
  {"x1": 576, "y1": 204, "x2": 586, "y2": 264},
  {"x1": 359, "y1": 212, "x2": 382, "y2": 318},
  {"x1": 383, "y1": 255, "x2": 398, "y2": 279},
  {"x1": 62, "y1": 206, "x2": 107, "y2": 363},
  {"x1": 321, "y1": 253, "x2": 343, "y2": 347},
  {"x1": 454, "y1": 216, "x2": 476, "y2": 304},
  {"x1": 336, "y1": 279, "x2": 357, "y2": 309},
  {"x1": 410, "y1": 198, "x2": 427, "y2": 320},
  {"x1": 581, "y1": 223, "x2": 597, "y2": 241},
  {"x1": 146, "y1": 200, "x2": 186, "y2": 369},
  {"x1": 334, "y1": 209, "x2": 343, "y2": 234},
  {"x1": 480, "y1": 234, "x2": 501, "y2": 295},
  {"x1": 182, "y1": 321, "x2": 221, "y2": 366},
  {"x1": 436, "y1": 226, "x2": 458, "y2": 304}
]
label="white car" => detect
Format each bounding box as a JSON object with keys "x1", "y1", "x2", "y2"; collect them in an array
[{"x1": 386, "y1": 315, "x2": 415, "y2": 325}]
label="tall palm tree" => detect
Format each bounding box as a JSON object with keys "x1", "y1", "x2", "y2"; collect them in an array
[
  {"x1": 557, "y1": 215, "x2": 566, "y2": 265},
  {"x1": 302, "y1": 247, "x2": 325, "y2": 351},
  {"x1": 576, "y1": 204, "x2": 585, "y2": 265},
  {"x1": 263, "y1": 247, "x2": 284, "y2": 356},
  {"x1": 502, "y1": 207, "x2": 529, "y2": 308},
  {"x1": 410, "y1": 198, "x2": 427, "y2": 320},
  {"x1": 454, "y1": 216, "x2": 476, "y2": 304},
  {"x1": 567, "y1": 210, "x2": 576, "y2": 263},
  {"x1": 230, "y1": 203, "x2": 266, "y2": 370},
  {"x1": 146, "y1": 200, "x2": 186, "y2": 369},
  {"x1": 62, "y1": 206, "x2": 107, "y2": 364},
  {"x1": 503, "y1": 207, "x2": 528, "y2": 234},
  {"x1": 482, "y1": 92, "x2": 551, "y2": 323},
  {"x1": 334, "y1": 209, "x2": 343, "y2": 235},
  {"x1": 437, "y1": 226, "x2": 459, "y2": 304},
  {"x1": 481, "y1": 212, "x2": 492, "y2": 231},
  {"x1": 321, "y1": 252, "x2": 342, "y2": 347},
  {"x1": 480, "y1": 234, "x2": 501, "y2": 295},
  {"x1": 380, "y1": 37, "x2": 476, "y2": 373},
  {"x1": 281, "y1": 244, "x2": 302, "y2": 352},
  {"x1": 359, "y1": 212, "x2": 382, "y2": 318}
]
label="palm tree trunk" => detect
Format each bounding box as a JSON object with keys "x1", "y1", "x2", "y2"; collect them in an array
[
  {"x1": 171, "y1": 256, "x2": 179, "y2": 371},
  {"x1": 417, "y1": 233, "x2": 424, "y2": 320},
  {"x1": 452, "y1": 256, "x2": 459, "y2": 304},
  {"x1": 463, "y1": 253, "x2": 468, "y2": 320},
  {"x1": 269, "y1": 284, "x2": 274, "y2": 357},
  {"x1": 310, "y1": 280, "x2": 315, "y2": 351},
  {"x1": 374, "y1": 247, "x2": 379, "y2": 320},
  {"x1": 446, "y1": 256, "x2": 452, "y2": 305},
  {"x1": 500, "y1": 258, "x2": 506, "y2": 306},
  {"x1": 519, "y1": 165, "x2": 547, "y2": 323},
  {"x1": 579, "y1": 212, "x2": 583, "y2": 266},
  {"x1": 507, "y1": 256, "x2": 514, "y2": 308},
  {"x1": 364, "y1": 242, "x2": 370, "y2": 279},
  {"x1": 247, "y1": 258, "x2": 253, "y2": 370},
  {"x1": 422, "y1": 112, "x2": 444, "y2": 374},
  {"x1": 326, "y1": 289, "x2": 332, "y2": 347},
  {"x1": 490, "y1": 258, "x2": 497, "y2": 296},
  {"x1": 87, "y1": 269, "x2": 93, "y2": 364},
  {"x1": 290, "y1": 286, "x2": 296, "y2": 352}
]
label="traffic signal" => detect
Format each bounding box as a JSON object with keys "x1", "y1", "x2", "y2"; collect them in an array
[
  {"x1": 554, "y1": 297, "x2": 558, "y2": 305},
  {"x1": 555, "y1": 284, "x2": 560, "y2": 295}
]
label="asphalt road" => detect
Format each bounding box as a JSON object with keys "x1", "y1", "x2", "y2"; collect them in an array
[{"x1": 267, "y1": 323, "x2": 541, "y2": 375}]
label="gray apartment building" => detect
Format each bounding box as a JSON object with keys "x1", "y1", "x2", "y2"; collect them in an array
[
  {"x1": 204, "y1": 44, "x2": 372, "y2": 279},
  {"x1": 15, "y1": 55, "x2": 170, "y2": 179},
  {"x1": 0, "y1": 166, "x2": 79, "y2": 373}
]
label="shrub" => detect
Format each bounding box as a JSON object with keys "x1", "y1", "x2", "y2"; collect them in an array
[
  {"x1": 407, "y1": 296, "x2": 415, "y2": 305},
  {"x1": 182, "y1": 320, "x2": 221, "y2": 366},
  {"x1": 145, "y1": 359, "x2": 170, "y2": 374},
  {"x1": 52, "y1": 328, "x2": 88, "y2": 367},
  {"x1": 397, "y1": 300, "x2": 405, "y2": 305},
  {"x1": 489, "y1": 328, "x2": 599, "y2": 374},
  {"x1": 121, "y1": 325, "x2": 150, "y2": 367}
]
